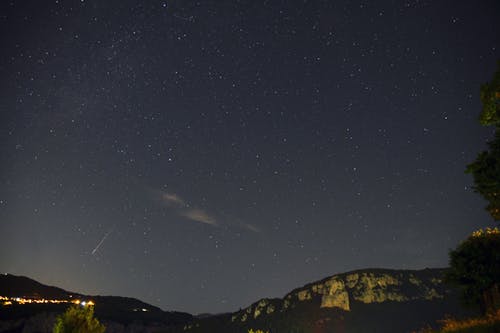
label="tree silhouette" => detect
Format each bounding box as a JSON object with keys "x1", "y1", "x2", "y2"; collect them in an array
[
  {"x1": 478, "y1": 61, "x2": 500, "y2": 127},
  {"x1": 447, "y1": 64, "x2": 500, "y2": 315},
  {"x1": 446, "y1": 228, "x2": 500, "y2": 315},
  {"x1": 467, "y1": 132, "x2": 500, "y2": 220},
  {"x1": 467, "y1": 61, "x2": 500, "y2": 221}
]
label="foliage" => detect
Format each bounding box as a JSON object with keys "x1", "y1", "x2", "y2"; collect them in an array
[
  {"x1": 467, "y1": 61, "x2": 500, "y2": 220},
  {"x1": 420, "y1": 310, "x2": 500, "y2": 333},
  {"x1": 439, "y1": 310, "x2": 500, "y2": 333},
  {"x1": 466, "y1": 132, "x2": 500, "y2": 220},
  {"x1": 53, "y1": 304, "x2": 105, "y2": 333},
  {"x1": 478, "y1": 60, "x2": 500, "y2": 126},
  {"x1": 446, "y1": 228, "x2": 500, "y2": 314},
  {"x1": 248, "y1": 329, "x2": 270, "y2": 333}
]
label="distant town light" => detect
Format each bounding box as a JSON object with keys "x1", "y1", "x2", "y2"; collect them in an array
[{"x1": 1, "y1": 296, "x2": 96, "y2": 307}]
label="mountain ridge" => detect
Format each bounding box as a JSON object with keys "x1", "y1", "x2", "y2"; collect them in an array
[
  {"x1": 0, "y1": 268, "x2": 477, "y2": 333},
  {"x1": 181, "y1": 267, "x2": 476, "y2": 333},
  {"x1": 0, "y1": 273, "x2": 192, "y2": 333}
]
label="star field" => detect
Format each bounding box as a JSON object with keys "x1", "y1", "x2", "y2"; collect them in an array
[{"x1": 0, "y1": 0, "x2": 499, "y2": 314}]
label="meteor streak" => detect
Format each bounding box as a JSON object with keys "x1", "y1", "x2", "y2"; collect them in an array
[{"x1": 91, "y1": 228, "x2": 114, "y2": 255}]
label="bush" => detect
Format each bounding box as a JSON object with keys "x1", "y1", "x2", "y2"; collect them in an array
[
  {"x1": 446, "y1": 228, "x2": 500, "y2": 314},
  {"x1": 53, "y1": 304, "x2": 105, "y2": 333},
  {"x1": 438, "y1": 310, "x2": 500, "y2": 332}
]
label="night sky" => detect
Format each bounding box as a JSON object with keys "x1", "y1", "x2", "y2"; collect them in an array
[{"x1": 1, "y1": 0, "x2": 499, "y2": 315}]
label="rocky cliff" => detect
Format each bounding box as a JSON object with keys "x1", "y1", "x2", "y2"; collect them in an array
[
  {"x1": 0, "y1": 269, "x2": 478, "y2": 333},
  {"x1": 232, "y1": 268, "x2": 446, "y2": 322},
  {"x1": 183, "y1": 268, "x2": 476, "y2": 333}
]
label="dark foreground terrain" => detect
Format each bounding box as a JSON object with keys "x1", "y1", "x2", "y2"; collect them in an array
[{"x1": 0, "y1": 268, "x2": 477, "y2": 333}]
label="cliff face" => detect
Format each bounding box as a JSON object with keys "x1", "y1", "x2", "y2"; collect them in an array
[
  {"x1": 231, "y1": 268, "x2": 448, "y2": 323},
  {"x1": 177, "y1": 268, "x2": 475, "y2": 333},
  {"x1": 1, "y1": 269, "x2": 476, "y2": 333}
]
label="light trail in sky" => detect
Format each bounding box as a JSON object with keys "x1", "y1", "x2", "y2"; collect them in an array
[{"x1": 91, "y1": 228, "x2": 114, "y2": 255}]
